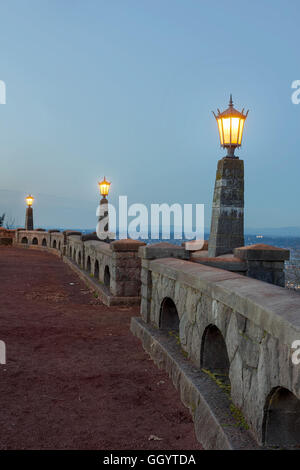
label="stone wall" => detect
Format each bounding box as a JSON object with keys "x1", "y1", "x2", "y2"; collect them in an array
[
  {"x1": 14, "y1": 229, "x2": 145, "y2": 304},
  {"x1": 15, "y1": 229, "x2": 50, "y2": 247},
  {"x1": 139, "y1": 253, "x2": 300, "y2": 446}
]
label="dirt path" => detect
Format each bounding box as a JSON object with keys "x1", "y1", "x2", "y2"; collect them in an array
[{"x1": 0, "y1": 247, "x2": 201, "y2": 450}]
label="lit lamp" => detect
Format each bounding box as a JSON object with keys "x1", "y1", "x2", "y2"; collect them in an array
[
  {"x1": 25, "y1": 194, "x2": 34, "y2": 230},
  {"x1": 97, "y1": 177, "x2": 111, "y2": 240},
  {"x1": 98, "y1": 176, "x2": 111, "y2": 199},
  {"x1": 213, "y1": 95, "x2": 248, "y2": 158},
  {"x1": 26, "y1": 194, "x2": 34, "y2": 207}
]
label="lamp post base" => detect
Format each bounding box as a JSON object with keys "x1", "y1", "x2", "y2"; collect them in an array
[{"x1": 25, "y1": 207, "x2": 34, "y2": 231}]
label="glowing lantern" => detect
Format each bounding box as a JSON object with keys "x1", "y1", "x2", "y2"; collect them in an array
[
  {"x1": 98, "y1": 177, "x2": 111, "y2": 198},
  {"x1": 26, "y1": 194, "x2": 34, "y2": 207},
  {"x1": 213, "y1": 95, "x2": 248, "y2": 157}
]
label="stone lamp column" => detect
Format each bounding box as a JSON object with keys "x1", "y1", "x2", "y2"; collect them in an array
[
  {"x1": 208, "y1": 157, "x2": 244, "y2": 257},
  {"x1": 208, "y1": 95, "x2": 248, "y2": 257},
  {"x1": 25, "y1": 194, "x2": 34, "y2": 230},
  {"x1": 97, "y1": 176, "x2": 112, "y2": 241}
]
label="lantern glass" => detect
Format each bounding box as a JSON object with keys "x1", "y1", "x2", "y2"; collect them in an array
[
  {"x1": 213, "y1": 96, "x2": 248, "y2": 157},
  {"x1": 238, "y1": 118, "x2": 245, "y2": 145},
  {"x1": 98, "y1": 177, "x2": 111, "y2": 197},
  {"x1": 26, "y1": 195, "x2": 34, "y2": 207},
  {"x1": 222, "y1": 117, "x2": 231, "y2": 144},
  {"x1": 217, "y1": 119, "x2": 224, "y2": 145}
]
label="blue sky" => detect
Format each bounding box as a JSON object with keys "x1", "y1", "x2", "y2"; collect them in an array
[{"x1": 0, "y1": 0, "x2": 299, "y2": 229}]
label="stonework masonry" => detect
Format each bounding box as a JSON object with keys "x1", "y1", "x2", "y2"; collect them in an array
[
  {"x1": 208, "y1": 157, "x2": 244, "y2": 257},
  {"x1": 136, "y1": 244, "x2": 300, "y2": 447}
]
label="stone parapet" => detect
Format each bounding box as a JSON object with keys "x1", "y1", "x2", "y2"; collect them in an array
[
  {"x1": 136, "y1": 255, "x2": 300, "y2": 446},
  {"x1": 234, "y1": 244, "x2": 290, "y2": 287}
]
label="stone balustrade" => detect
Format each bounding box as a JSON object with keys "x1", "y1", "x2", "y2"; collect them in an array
[{"x1": 134, "y1": 243, "x2": 300, "y2": 448}]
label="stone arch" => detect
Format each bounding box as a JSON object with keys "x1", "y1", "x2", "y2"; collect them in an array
[
  {"x1": 53, "y1": 239, "x2": 57, "y2": 249},
  {"x1": 200, "y1": 324, "x2": 230, "y2": 374},
  {"x1": 42, "y1": 238, "x2": 47, "y2": 246},
  {"x1": 159, "y1": 297, "x2": 179, "y2": 331},
  {"x1": 69, "y1": 246, "x2": 72, "y2": 257},
  {"x1": 78, "y1": 251, "x2": 82, "y2": 267},
  {"x1": 104, "y1": 265, "x2": 110, "y2": 288},
  {"x1": 87, "y1": 256, "x2": 91, "y2": 273},
  {"x1": 94, "y1": 260, "x2": 99, "y2": 280},
  {"x1": 32, "y1": 237, "x2": 38, "y2": 245},
  {"x1": 73, "y1": 249, "x2": 76, "y2": 261},
  {"x1": 262, "y1": 386, "x2": 300, "y2": 447},
  {"x1": 21, "y1": 236, "x2": 28, "y2": 244}
]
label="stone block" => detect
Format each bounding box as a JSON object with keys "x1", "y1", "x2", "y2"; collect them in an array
[
  {"x1": 111, "y1": 238, "x2": 146, "y2": 252},
  {"x1": 139, "y1": 242, "x2": 189, "y2": 260},
  {"x1": 182, "y1": 240, "x2": 208, "y2": 251},
  {"x1": 234, "y1": 244, "x2": 290, "y2": 261}
]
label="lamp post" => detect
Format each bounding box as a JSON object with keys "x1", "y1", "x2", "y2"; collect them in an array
[
  {"x1": 213, "y1": 94, "x2": 248, "y2": 158},
  {"x1": 25, "y1": 194, "x2": 34, "y2": 230},
  {"x1": 97, "y1": 177, "x2": 111, "y2": 239},
  {"x1": 208, "y1": 96, "x2": 249, "y2": 257}
]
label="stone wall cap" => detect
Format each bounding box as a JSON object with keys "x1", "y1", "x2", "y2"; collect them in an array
[
  {"x1": 139, "y1": 242, "x2": 189, "y2": 260},
  {"x1": 111, "y1": 239, "x2": 146, "y2": 252},
  {"x1": 48, "y1": 229, "x2": 60, "y2": 233},
  {"x1": 149, "y1": 242, "x2": 181, "y2": 249},
  {"x1": 68, "y1": 234, "x2": 82, "y2": 241},
  {"x1": 234, "y1": 244, "x2": 290, "y2": 261},
  {"x1": 191, "y1": 253, "x2": 247, "y2": 272},
  {"x1": 84, "y1": 239, "x2": 112, "y2": 249},
  {"x1": 63, "y1": 230, "x2": 82, "y2": 237},
  {"x1": 81, "y1": 232, "x2": 99, "y2": 242},
  {"x1": 182, "y1": 240, "x2": 208, "y2": 251}
]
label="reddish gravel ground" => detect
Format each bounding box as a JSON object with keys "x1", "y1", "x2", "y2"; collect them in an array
[{"x1": 0, "y1": 247, "x2": 202, "y2": 450}]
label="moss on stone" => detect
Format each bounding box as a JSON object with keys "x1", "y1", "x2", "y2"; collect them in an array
[{"x1": 201, "y1": 368, "x2": 249, "y2": 430}]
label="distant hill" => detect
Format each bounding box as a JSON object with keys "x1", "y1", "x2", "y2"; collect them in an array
[{"x1": 245, "y1": 227, "x2": 300, "y2": 237}]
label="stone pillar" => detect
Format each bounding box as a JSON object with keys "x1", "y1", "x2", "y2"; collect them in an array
[
  {"x1": 110, "y1": 239, "x2": 146, "y2": 297},
  {"x1": 25, "y1": 207, "x2": 34, "y2": 230},
  {"x1": 97, "y1": 197, "x2": 115, "y2": 241},
  {"x1": 234, "y1": 244, "x2": 290, "y2": 287},
  {"x1": 208, "y1": 157, "x2": 244, "y2": 257}
]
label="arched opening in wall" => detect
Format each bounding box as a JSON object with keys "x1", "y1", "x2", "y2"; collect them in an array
[
  {"x1": 78, "y1": 251, "x2": 82, "y2": 267},
  {"x1": 21, "y1": 237, "x2": 28, "y2": 244},
  {"x1": 87, "y1": 256, "x2": 91, "y2": 273},
  {"x1": 262, "y1": 387, "x2": 300, "y2": 447},
  {"x1": 42, "y1": 238, "x2": 47, "y2": 246},
  {"x1": 69, "y1": 246, "x2": 72, "y2": 258},
  {"x1": 104, "y1": 265, "x2": 110, "y2": 289},
  {"x1": 159, "y1": 297, "x2": 179, "y2": 331},
  {"x1": 53, "y1": 240, "x2": 57, "y2": 249},
  {"x1": 32, "y1": 237, "x2": 38, "y2": 245},
  {"x1": 73, "y1": 249, "x2": 76, "y2": 261},
  {"x1": 94, "y1": 260, "x2": 99, "y2": 280},
  {"x1": 200, "y1": 324, "x2": 230, "y2": 375}
]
